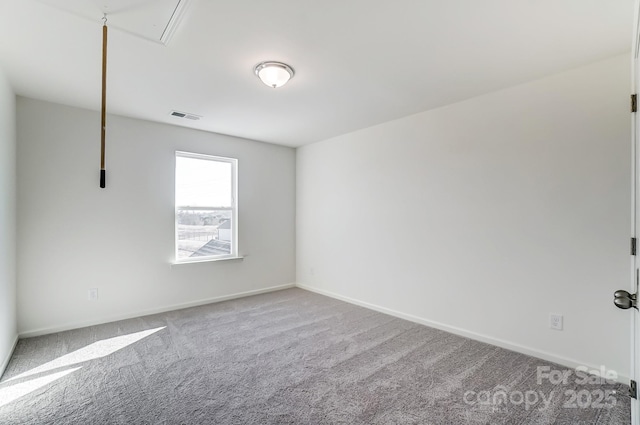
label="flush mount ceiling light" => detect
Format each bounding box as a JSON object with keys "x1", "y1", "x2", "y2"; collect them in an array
[{"x1": 254, "y1": 61, "x2": 295, "y2": 88}]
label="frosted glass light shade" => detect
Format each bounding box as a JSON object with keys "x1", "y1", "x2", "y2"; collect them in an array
[{"x1": 254, "y1": 61, "x2": 295, "y2": 88}]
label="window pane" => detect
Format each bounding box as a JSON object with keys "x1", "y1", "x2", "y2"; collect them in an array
[
  {"x1": 176, "y1": 157, "x2": 232, "y2": 207},
  {"x1": 176, "y1": 209, "x2": 232, "y2": 259}
]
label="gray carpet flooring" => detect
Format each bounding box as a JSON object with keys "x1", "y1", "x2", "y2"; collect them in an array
[{"x1": 0, "y1": 288, "x2": 631, "y2": 424}]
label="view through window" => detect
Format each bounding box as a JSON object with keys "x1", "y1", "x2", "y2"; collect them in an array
[{"x1": 175, "y1": 152, "x2": 237, "y2": 261}]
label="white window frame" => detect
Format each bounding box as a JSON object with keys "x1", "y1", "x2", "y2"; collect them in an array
[{"x1": 175, "y1": 151, "x2": 238, "y2": 263}]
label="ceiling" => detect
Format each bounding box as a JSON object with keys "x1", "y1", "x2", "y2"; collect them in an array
[{"x1": 0, "y1": 0, "x2": 633, "y2": 147}]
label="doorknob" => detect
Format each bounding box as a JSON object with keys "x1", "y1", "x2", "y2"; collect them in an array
[{"x1": 613, "y1": 289, "x2": 638, "y2": 310}]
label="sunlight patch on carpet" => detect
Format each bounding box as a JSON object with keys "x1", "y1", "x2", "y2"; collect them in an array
[{"x1": 6, "y1": 326, "x2": 165, "y2": 383}]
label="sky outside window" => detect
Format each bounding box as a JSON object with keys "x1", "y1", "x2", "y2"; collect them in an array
[{"x1": 175, "y1": 157, "x2": 232, "y2": 207}]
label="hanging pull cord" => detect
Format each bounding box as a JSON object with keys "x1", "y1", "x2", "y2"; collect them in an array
[{"x1": 100, "y1": 14, "x2": 108, "y2": 188}]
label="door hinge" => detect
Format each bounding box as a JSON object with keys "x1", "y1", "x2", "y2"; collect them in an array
[
  {"x1": 631, "y1": 380, "x2": 637, "y2": 399},
  {"x1": 632, "y1": 94, "x2": 637, "y2": 113},
  {"x1": 632, "y1": 238, "x2": 637, "y2": 256}
]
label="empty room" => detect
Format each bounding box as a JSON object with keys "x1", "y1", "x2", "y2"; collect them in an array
[{"x1": 0, "y1": 0, "x2": 638, "y2": 424}]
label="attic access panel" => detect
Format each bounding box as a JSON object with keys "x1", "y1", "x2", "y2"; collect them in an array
[{"x1": 36, "y1": 0, "x2": 188, "y2": 44}]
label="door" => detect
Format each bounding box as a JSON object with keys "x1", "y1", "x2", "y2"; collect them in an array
[
  {"x1": 627, "y1": 2, "x2": 640, "y2": 423},
  {"x1": 614, "y1": 1, "x2": 640, "y2": 422}
]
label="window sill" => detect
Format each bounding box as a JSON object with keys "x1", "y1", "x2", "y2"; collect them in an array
[{"x1": 171, "y1": 256, "x2": 244, "y2": 266}]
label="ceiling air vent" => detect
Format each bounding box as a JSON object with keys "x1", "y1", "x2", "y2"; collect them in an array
[{"x1": 170, "y1": 110, "x2": 201, "y2": 120}]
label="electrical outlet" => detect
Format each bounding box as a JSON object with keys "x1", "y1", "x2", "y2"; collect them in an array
[
  {"x1": 549, "y1": 314, "x2": 563, "y2": 330},
  {"x1": 88, "y1": 288, "x2": 99, "y2": 301}
]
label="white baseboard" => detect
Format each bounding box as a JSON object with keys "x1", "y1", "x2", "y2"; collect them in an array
[
  {"x1": 296, "y1": 283, "x2": 630, "y2": 384},
  {"x1": 19, "y1": 283, "x2": 296, "y2": 339},
  {"x1": 0, "y1": 334, "x2": 19, "y2": 379}
]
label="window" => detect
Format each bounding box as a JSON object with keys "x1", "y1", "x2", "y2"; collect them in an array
[{"x1": 175, "y1": 151, "x2": 238, "y2": 262}]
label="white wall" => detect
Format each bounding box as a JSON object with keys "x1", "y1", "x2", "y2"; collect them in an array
[
  {"x1": 17, "y1": 98, "x2": 296, "y2": 336},
  {"x1": 297, "y1": 54, "x2": 632, "y2": 377},
  {"x1": 0, "y1": 64, "x2": 17, "y2": 375}
]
